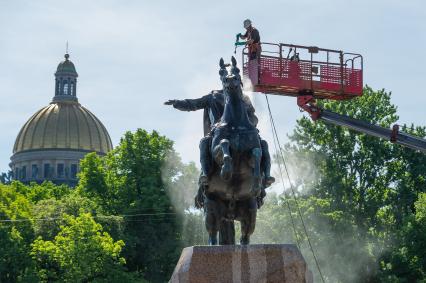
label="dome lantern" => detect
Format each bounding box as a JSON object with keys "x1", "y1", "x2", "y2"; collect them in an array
[{"x1": 53, "y1": 53, "x2": 78, "y2": 103}]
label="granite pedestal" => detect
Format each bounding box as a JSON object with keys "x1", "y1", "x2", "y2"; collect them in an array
[{"x1": 170, "y1": 244, "x2": 313, "y2": 283}]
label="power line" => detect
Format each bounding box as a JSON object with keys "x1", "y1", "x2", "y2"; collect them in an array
[
  {"x1": 0, "y1": 205, "x2": 186, "y2": 213},
  {"x1": 264, "y1": 94, "x2": 326, "y2": 283},
  {"x1": 0, "y1": 212, "x2": 178, "y2": 223}
]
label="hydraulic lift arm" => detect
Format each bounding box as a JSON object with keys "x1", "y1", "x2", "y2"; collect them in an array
[{"x1": 297, "y1": 96, "x2": 426, "y2": 153}]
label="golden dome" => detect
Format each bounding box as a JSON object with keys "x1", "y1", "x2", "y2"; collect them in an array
[{"x1": 13, "y1": 101, "x2": 112, "y2": 154}]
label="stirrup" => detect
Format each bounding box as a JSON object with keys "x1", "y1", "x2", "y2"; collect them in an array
[
  {"x1": 200, "y1": 175, "x2": 209, "y2": 186},
  {"x1": 264, "y1": 176, "x2": 275, "y2": 187}
]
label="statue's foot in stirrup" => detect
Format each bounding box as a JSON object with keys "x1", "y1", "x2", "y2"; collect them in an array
[
  {"x1": 220, "y1": 155, "x2": 233, "y2": 181},
  {"x1": 264, "y1": 176, "x2": 275, "y2": 188},
  {"x1": 199, "y1": 174, "x2": 209, "y2": 187}
]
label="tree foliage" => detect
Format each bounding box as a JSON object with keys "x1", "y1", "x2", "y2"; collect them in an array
[
  {"x1": 0, "y1": 129, "x2": 189, "y2": 282},
  {"x1": 31, "y1": 213, "x2": 129, "y2": 282},
  {"x1": 0, "y1": 184, "x2": 36, "y2": 282},
  {"x1": 78, "y1": 129, "x2": 185, "y2": 282},
  {"x1": 252, "y1": 86, "x2": 426, "y2": 282}
]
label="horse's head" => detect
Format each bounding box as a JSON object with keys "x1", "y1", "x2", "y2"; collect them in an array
[
  {"x1": 218, "y1": 57, "x2": 254, "y2": 129},
  {"x1": 219, "y1": 57, "x2": 242, "y2": 95}
]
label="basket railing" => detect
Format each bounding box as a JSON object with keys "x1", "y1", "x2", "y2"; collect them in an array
[{"x1": 242, "y1": 42, "x2": 363, "y2": 99}]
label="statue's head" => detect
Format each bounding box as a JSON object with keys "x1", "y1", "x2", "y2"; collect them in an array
[{"x1": 219, "y1": 56, "x2": 242, "y2": 93}]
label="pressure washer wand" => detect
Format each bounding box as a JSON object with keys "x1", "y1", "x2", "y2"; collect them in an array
[{"x1": 234, "y1": 33, "x2": 246, "y2": 54}]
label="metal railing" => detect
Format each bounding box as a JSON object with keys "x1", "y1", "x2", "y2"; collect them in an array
[{"x1": 242, "y1": 42, "x2": 363, "y2": 99}]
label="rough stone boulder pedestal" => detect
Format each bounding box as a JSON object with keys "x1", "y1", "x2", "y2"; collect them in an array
[{"x1": 170, "y1": 244, "x2": 313, "y2": 283}]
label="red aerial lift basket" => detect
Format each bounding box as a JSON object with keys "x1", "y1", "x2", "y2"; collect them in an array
[{"x1": 242, "y1": 43, "x2": 363, "y2": 100}]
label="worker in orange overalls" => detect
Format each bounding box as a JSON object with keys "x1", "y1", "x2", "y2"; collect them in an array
[{"x1": 239, "y1": 19, "x2": 261, "y2": 60}]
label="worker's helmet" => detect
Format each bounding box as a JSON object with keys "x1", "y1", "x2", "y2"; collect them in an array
[{"x1": 243, "y1": 19, "x2": 252, "y2": 29}]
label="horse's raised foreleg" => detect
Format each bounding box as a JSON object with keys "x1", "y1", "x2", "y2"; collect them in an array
[
  {"x1": 251, "y1": 147, "x2": 262, "y2": 194},
  {"x1": 219, "y1": 139, "x2": 233, "y2": 181}
]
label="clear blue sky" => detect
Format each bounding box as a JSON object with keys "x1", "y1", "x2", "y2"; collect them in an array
[{"x1": 1, "y1": 0, "x2": 425, "y2": 173}]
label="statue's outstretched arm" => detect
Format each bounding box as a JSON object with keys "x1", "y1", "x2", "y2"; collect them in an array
[{"x1": 164, "y1": 94, "x2": 210, "y2": 112}]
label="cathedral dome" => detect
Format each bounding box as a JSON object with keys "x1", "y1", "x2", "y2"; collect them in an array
[
  {"x1": 13, "y1": 101, "x2": 112, "y2": 155},
  {"x1": 10, "y1": 52, "x2": 112, "y2": 186}
]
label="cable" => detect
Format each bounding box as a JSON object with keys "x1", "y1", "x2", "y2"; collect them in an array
[
  {"x1": 0, "y1": 212, "x2": 177, "y2": 223},
  {"x1": 264, "y1": 94, "x2": 326, "y2": 283},
  {"x1": 267, "y1": 103, "x2": 302, "y2": 250},
  {"x1": 0, "y1": 206, "x2": 183, "y2": 213}
]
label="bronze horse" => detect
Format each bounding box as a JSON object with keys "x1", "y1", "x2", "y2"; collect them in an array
[{"x1": 204, "y1": 57, "x2": 262, "y2": 245}]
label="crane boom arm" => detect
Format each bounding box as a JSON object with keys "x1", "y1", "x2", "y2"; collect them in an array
[{"x1": 297, "y1": 96, "x2": 426, "y2": 153}]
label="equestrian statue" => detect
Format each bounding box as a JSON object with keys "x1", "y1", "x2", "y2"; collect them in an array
[{"x1": 165, "y1": 56, "x2": 274, "y2": 245}]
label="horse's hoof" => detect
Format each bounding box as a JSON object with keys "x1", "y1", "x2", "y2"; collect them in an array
[
  {"x1": 221, "y1": 155, "x2": 233, "y2": 181},
  {"x1": 240, "y1": 236, "x2": 250, "y2": 245},
  {"x1": 209, "y1": 237, "x2": 218, "y2": 245}
]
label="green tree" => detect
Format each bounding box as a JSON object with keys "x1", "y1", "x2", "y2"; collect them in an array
[
  {"x1": 0, "y1": 183, "x2": 37, "y2": 282},
  {"x1": 78, "y1": 129, "x2": 183, "y2": 282},
  {"x1": 31, "y1": 213, "x2": 137, "y2": 282},
  {"x1": 78, "y1": 153, "x2": 110, "y2": 208},
  {"x1": 256, "y1": 86, "x2": 426, "y2": 282},
  {"x1": 378, "y1": 192, "x2": 426, "y2": 282},
  {"x1": 0, "y1": 180, "x2": 132, "y2": 282},
  {"x1": 31, "y1": 190, "x2": 100, "y2": 240}
]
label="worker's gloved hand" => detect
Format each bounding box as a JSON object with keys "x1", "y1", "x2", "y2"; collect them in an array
[
  {"x1": 237, "y1": 33, "x2": 242, "y2": 38},
  {"x1": 164, "y1": 99, "x2": 177, "y2": 106}
]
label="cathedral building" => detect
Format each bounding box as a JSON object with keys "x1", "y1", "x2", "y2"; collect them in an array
[{"x1": 10, "y1": 53, "x2": 113, "y2": 186}]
